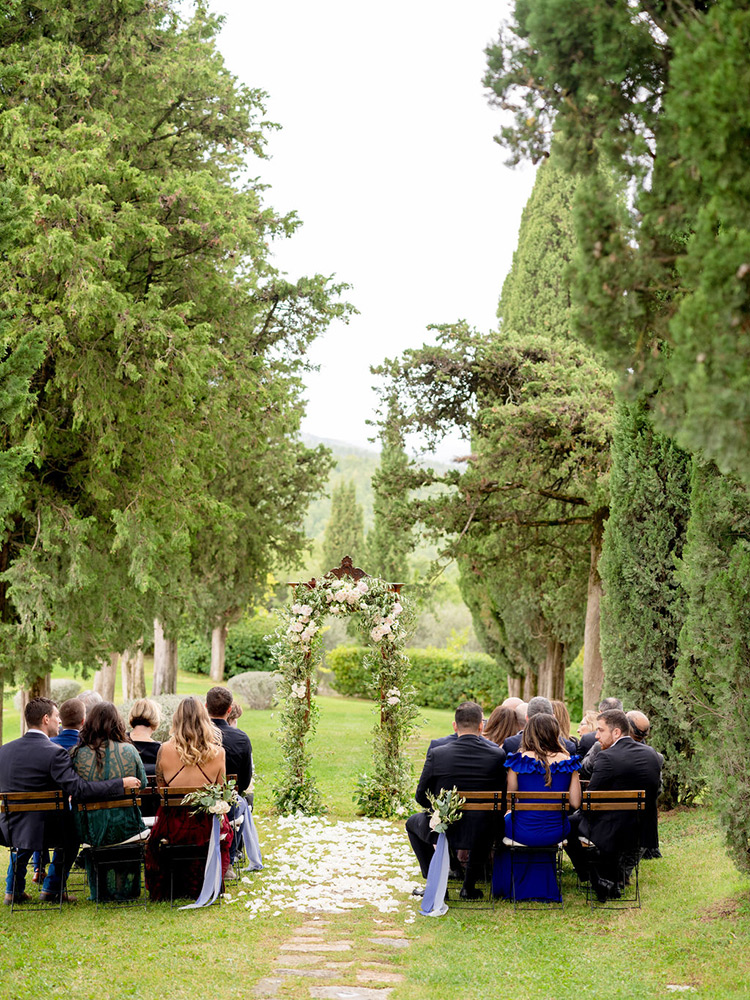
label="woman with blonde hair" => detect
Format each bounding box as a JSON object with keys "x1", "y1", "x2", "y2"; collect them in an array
[
  {"x1": 483, "y1": 705, "x2": 518, "y2": 747},
  {"x1": 551, "y1": 700, "x2": 572, "y2": 743},
  {"x1": 145, "y1": 697, "x2": 232, "y2": 901},
  {"x1": 128, "y1": 698, "x2": 162, "y2": 777}
]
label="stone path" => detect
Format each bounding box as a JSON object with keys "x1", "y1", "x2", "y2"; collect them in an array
[{"x1": 253, "y1": 915, "x2": 410, "y2": 999}]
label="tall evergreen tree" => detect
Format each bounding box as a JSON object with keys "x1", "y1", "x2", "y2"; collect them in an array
[
  {"x1": 366, "y1": 399, "x2": 413, "y2": 583},
  {"x1": 0, "y1": 1, "x2": 346, "y2": 693},
  {"x1": 676, "y1": 462, "x2": 750, "y2": 873},
  {"x1": 320, "y1": 481, "x2": 365, "y2": 574},
  {"x1": 599, "y1": 398, "x2": 699, "y2": 807}
]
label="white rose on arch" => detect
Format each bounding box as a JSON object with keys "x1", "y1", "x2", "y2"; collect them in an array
[{"x1": 291, "y1": 682, "x2": 307, "y2": 699}]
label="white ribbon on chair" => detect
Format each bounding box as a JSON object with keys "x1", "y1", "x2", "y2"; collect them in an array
[
  {"x1": 235, "y1": 797, "x2": 263, "y2": 872},
  {"x1": 179, "y1": 815, "x2": 223, "y2": 910},
  {"x1": 419, "y1": 832, "x2": 449, "y2": 918}
]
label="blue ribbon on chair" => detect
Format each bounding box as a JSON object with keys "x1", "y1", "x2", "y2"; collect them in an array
[
  {"x1": 235, "y1": 797, "x2": 263, "y2": 872},
  {"x1": 420, "y1": 832, "x2": 450, "y2": 917},
  {"x1": 179, "y1": 814, "x2": 223, "y2": 910}
]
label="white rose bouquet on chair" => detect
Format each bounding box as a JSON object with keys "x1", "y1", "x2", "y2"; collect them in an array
[
  {"x1": 426, "y1": 786, "x2": 466, "y2": 834},
  {"x1": 181, "y1": 779, "x2": 238, "y2": 816}
]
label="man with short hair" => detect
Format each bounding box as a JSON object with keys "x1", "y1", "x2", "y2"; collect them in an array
[
  {"x1": 206, "y1": 686, "x2": 253, "y2": 876},
  {"x1": 566, "y1": 709, "x2": 662, "y2": 899},
  {"x1": 51, "y1": 698, "x2": 86, "y2": 750},
  {"x1": 406, "y1": 701, "x2": 506, "y2": 900},
  {"x1": 0, "y1": 697, "x2": 140, "y2": 904},
  {"x1": 502, "y1": 696, "x2": 576, "y2": 755},
  {"x1": 578, "y1": 697, "x2": 625, "y2": 758}
]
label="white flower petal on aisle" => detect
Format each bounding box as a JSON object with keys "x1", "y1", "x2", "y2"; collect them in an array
[{"x1": 224, "y1": 814, "x2": 421, "y2": 918}]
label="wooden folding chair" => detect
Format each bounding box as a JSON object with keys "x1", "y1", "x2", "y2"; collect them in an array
[
  {"x1": 155, "y1": 786, "x2": 218, "y2": 907},
  {"x1": 0, "y1": 790, "x2": 69, "y2": 913},
  {"x1": 75, "y1": 790, "x2": 148, "y2": 908},
  {"x1": 503, "y1": 791, "x2": 571, "y2": 910},
  {"x1": 577, "y1": 789, "x2": 646, "y2": 908}
]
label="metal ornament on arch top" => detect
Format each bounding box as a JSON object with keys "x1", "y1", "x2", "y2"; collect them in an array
[{"x1": 274, "y1": 556, "x2": 417, "y2": 819}]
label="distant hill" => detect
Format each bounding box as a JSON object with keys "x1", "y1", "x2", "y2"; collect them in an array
[{"x1": 302, "y1": 434, "x2": 380, "y2": 537}]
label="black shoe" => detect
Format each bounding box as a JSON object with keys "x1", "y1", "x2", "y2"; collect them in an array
[
  {"x1": 411, "y1": 887, "x2": 425, "y2": 897},
  {"x1": 460, "y1": 887, "x2": 483, "y2": 900}
]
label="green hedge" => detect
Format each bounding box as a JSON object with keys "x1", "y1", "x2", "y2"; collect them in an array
[
  {"x1": 181, "y1": 616, "x2": 278, "y2": 678},
  {"x1": 326, "y1": 645, "x2": 507, "y2": 710}
]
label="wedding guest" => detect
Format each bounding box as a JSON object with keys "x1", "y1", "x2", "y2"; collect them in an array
[
  {"x1": 503, "y1": 697, "x2": 577, "y2": 755},
  {"x1": 227, "y1": 702, "x2": 242, "y2": 727},
  {"x1": 551, "y1": 700, "x2": 572, "y2": 744},
  {"x1": 128, "y1": 698, "x2": 162, "y2": 777},
  {"x1": 145, "y1": 697, "x2": 232, "y2": 902},
  {"x1": 483, "y1": 706, "x2": 518, "y2": 747},
  {"x1": 71, "y1": 703, "x2": 147, "y2": 901},
  {"x1": 51, "y1": 698, "x2": 86, "y2": 750},
  {"x1": 79, "y1": 690, "x2": 104, "y2": 713}
]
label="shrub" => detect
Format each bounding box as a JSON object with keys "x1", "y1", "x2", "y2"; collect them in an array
[
  {"x1": 327, "y1": 645, "x2": 506, "y2": 710},
  {"x1": 227, "y1": 671, "x2": 279, "y2": 710},
  {"x1": 180, "y1": 616, "x2": 278, "y2": 678}
]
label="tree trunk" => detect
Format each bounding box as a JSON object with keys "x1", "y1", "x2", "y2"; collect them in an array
[
  {"x1": 583, "y1": 509, "x2": 607, "y2": 711},
  {"x1": 521, "y1": 667, "x2": 537, "y2": 702},
  {"x1": 153, "y1": 619, "x2": 178, "y2": 695},
  {"x1": 210, "y1": 622, "x2": 228, "y2": 683},
  {"x1": 20, "y1": 673, "x2": 52, "y2": 735},
  {"x1": 93, "y1": 653, "x2": 118, "y2": 702},
  {"x1": 507, "y1": 675, "x2": 522, "y2": 699},
  {"x1": 0, "y1": 678, "x2": 3, "y2": 745},
  {"x1": 538, "y1": 637, "x2": 565, "y2": 701},
  {"x1": 121, "y1": 644, "x2": 146, "y2": 701}
]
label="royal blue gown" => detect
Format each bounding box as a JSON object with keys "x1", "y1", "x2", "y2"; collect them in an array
[{"x1": 492, "y1": 752, "x2": 581, "y2": 902}]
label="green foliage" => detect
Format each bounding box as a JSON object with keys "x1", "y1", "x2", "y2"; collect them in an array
[
  {"x1": 600, "y1": 399, "x2": 701, "y2": 807},
  {"x1": 675, "y1": 461, "x2": 750, "y2": 874},
  {"x1": 320, "y1": 481, "x2": 365, "y2": 575},
  {"x1": 0, "y1": 0, "x2": 345, "y2": 684},
  {"x1": 328, "y1": 645, "x2": 506, "y2": 711},
  {"x1": 485, "y1": 2, "x2": 750, "y2": 486},
  {"x1": 180, "y1": 617, "x2": 278, "y2": 678},
  {"x1": 365, "y1": 399, "x2": 413, "y2": 583},
  {"x1": 563, "y1": 649, "x2": 583, "y2": 728}
]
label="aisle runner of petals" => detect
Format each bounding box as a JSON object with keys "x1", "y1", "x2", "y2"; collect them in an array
[{"x1": 224, "y1": 815, "x2": 421, "y2": 920}]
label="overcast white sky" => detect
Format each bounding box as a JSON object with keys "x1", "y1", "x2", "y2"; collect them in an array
[{"x1": 215, "y1": 1, "x2": 537, "y2": 460}]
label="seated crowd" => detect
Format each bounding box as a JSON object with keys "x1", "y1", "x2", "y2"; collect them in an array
[
  {"x1": 0, "y1": 685, "x2": 253, "y2": 905},
  {"x1": 407, "y1": 694, "x2": 663, "y2": 903}
]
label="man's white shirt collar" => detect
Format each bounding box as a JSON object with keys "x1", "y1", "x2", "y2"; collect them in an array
[{"x1": 25, "y1": 728, "x2": 50, "y2": 739}]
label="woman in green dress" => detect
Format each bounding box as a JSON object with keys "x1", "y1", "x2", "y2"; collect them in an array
[{"x1": 71, "y1": 702, "x2": 147, "y2": 900}]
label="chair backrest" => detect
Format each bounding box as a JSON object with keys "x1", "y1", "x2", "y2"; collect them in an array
[
  {"x1": 456, "y1": 790, "x2": 505, "y2": 812},
  {"x1": 509, "y1": 791, "x2": 571, "y2": 812},
  {"x1": 158, "y1": 786, "x2": 207, "y2": 807},
  {"x1": 580, "y1": 789, "x2": 646, "y2": 812},
  {"x1": 0, "y1": 789, "x2": 68, "y2": 814},
  {"x1": 75, "y1": 789, "x2": 143, "y2": 814}
]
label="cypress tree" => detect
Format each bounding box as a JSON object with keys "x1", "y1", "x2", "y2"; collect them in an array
[
  {"x1": 320, "y1": 481, "x2": 365, "y2": 574},
  {"x1": 366, "y1": 403, "x2": 413, "y2": 583},
  {"x1": 675, "y1": 462, "x2": 750, "y2": 874},
  {"x1": 599, "y1": 398, "x2": 700, "y2": 807}
]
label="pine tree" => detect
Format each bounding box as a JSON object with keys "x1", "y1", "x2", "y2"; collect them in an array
[
  {"x1": 0, "y1": 1, "x2": 345, "y2": 690},
  {"x1": 320, "y1": 482, "x2": 365, "y2": 575},
  {"x1": 366, "y1": 401, "x2": 413, "y2": 583},
  {"x1": 599, "y1": 398, "x2": 699, "y2": 807},
  {"x1": 675, "y1": 462, "x2": 750, "y2": 873}
]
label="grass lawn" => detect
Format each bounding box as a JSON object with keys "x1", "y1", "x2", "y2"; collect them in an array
[{"x1": 1, "y1": 677, "x2": 749, "y2": 999}]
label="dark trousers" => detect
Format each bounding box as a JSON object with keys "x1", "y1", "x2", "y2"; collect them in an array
[{"x1": 406, "y1": 812, "x2": 488, "y2": 891}]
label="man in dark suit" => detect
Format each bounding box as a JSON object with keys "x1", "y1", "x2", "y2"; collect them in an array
[
  {"x1": 0, "y1": 697, "x2": 140, "y2": 904},
  {"x1": 502, "y1": 696, "x2": 577, "y2": 755},
  {"x1": 567, "y1": 708, "x2": 662, "y2": 900},
  {"x1": 206, "y1": 686, "x2": 253, "y2": 874},
  {"x1": 50, "y1": 698, "x2": 85, "y2": 750},
  {"x1": 406, "y1": 702, "x2": 506, "y2": 899},
  {"x1": 577, "y1": 697, "x2": 623, "y2": 761}
]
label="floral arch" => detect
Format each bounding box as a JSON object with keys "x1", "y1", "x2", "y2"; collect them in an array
[{"x1": 274, "y1": 557, "x2": 418, "y2": 818}]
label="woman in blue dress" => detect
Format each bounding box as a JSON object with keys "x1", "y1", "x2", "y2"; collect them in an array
[{"x1": 493, "y1": 713, "x2": 581, "y2": 901}]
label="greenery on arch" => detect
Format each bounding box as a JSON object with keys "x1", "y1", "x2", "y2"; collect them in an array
[{"x1": 273, "y1": 560, "x2": 418, "y2": 818}]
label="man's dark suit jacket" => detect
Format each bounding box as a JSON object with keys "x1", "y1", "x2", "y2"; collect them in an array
[
  {"x1": 0, "y1": 732, "x2": 124, "y2": 850},
  {"x1": 503, "y1": 731, "x2": 577, "y2": 756},
  {"x1": 415, "y1": 734, "x2": 506, "y2": 851},
  {"x1": 50, "y1": 729, "x2": 80, "y2": 750},
  {"x1": 579, "y1": 736, "x2": 662, "y2": 853},
  {"x1": 577, "y1": 731, "x2": 598, "y2": 756},
  {"x1": 212, "y1": 718, "x2": 252, "y2": 793}
]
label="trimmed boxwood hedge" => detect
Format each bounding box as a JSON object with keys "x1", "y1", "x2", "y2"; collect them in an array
[
  {"x1": 180, "y1": 616, "x2": 278, "y2": 678},
  {"x1": 326, "y1": 645, "x2": 507, "y2": 710}
]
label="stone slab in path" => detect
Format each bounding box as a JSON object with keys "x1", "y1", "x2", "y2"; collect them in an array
[
  {"x1": 357, "y1": 970, "x2": 405, "y2": 984},
  {"x1": 280, "y1": 941, "x2": 353, "y2": 952},
  {"x1": 367, "y1": 937, "x2": 410, "y2": 949},
  {"x1": 309, "y1": 988, "x2": 393, "y2": 1000}
]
